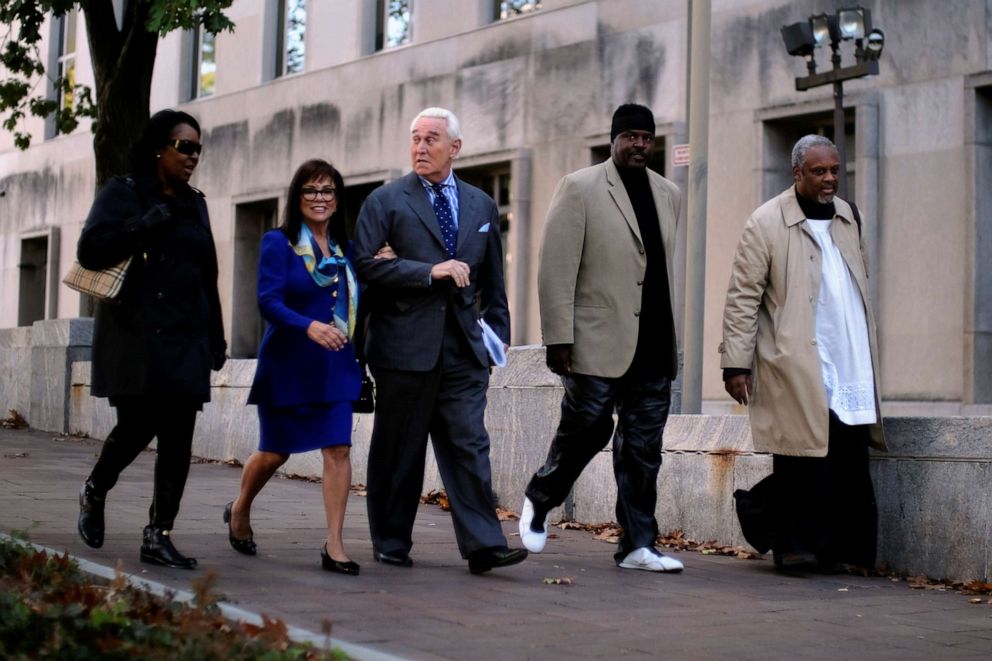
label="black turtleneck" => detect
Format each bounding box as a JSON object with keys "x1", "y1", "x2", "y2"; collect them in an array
[
  {"x1": 795, "y1": 190, "x2": 835, "y2": 219},
  {"x1": 616, "y1": 164, "x2": 674, "y2": 378}
]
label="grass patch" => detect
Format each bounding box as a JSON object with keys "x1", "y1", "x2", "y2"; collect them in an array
[{"x1": 0, "y1": 533, "x2": 347, "y2": 659}]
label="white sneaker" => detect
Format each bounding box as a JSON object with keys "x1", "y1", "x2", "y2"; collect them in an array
[
  {"x1": 519, "y1": 497, "x2": 548, "y2": 553},
  {"x1": 618, "y1": 547, "x2": 684, "y2": 573}
]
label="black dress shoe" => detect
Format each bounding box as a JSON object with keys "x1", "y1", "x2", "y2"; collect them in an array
[
  {"x1": 223, "y1": 501, "x2": 257, "y2": 556},
  {"x1": 140, "y1": 526, "x2": 197, "y2": 569},
  {"x1": 811, "y1": 559, "x2": 847, "y2": 575},
  {"x1": 468, "y1": 546, "x2": 528, "y2": 575},
  {"x1": 773, "y1": 550, "x2": 818, "y2": 570},
  {"x1": 78, "y1": 481, "x2": 105, "y2": 549},
  {"x1": 321, "y1": 544, "x2": 360, "y2": 576},
  {"x1": 373, "y1": 548, "x2": 413, "y2": 567}
]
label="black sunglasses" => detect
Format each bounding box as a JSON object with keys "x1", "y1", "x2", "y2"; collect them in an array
[{"x1": 167, "y1": 139, "x2": 203, "y2": 156}]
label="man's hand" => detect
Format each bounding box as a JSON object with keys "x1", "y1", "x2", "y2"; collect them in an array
[
  {"x1": 307, "y1": 321, "x2": 348, "y2": 351},
  {"x1": 725, "y1": 374, "x2": 753, "y2": 405},
  {"x1": 431, "y1": 259, "x2": 470, "y2": 288},
  {"x1": 546, "y1": 344, "x2": 573, "y2": 375},
  {"x1": 374, "y1": 243, "x2": 396, "y2": 260}
]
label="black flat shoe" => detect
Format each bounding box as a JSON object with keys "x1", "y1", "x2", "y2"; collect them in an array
[
  {"x1": 223, "y1": 501, "x2": 257, "y2": 556},
  {"x1": 467, "y1": 546, "x2": 528, "y2": 575},
  {"x1": 78, "y1": 481, "x2": 105, "y2": 549},
  {"x1": 140, "y1": 526, "x2": 197, "y2": 569},
  {"x1": 373, "y1": 548, "x2": 413, "y2": 567},
  {"x1": 321, "y1": 544, "x2": 360, "y2": 576}
]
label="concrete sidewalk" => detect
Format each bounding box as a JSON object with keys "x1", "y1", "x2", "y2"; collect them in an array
[{"x1": 1, "y1": 427, "x2": 990, "y2": 660}]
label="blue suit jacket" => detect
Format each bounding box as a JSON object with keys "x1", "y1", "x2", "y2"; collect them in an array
[
  {"x1": 353, "y1": 172, "x2": 510, "y2": 371},
  {"x1": 247, "y1": 230, "x2": 363, "y2": 407}
]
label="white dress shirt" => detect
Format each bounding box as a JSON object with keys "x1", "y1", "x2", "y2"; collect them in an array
[{"x1": 806, "y1": 218, "x2": 877, "y2": 425}]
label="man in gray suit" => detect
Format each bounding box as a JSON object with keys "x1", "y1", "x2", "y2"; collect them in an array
[
  {"x1": 519, "y1": 104, "x2": 684, "y2": 572},
  {"x1": 353, "y1": 107, "x2": 527, "y2": 574}
]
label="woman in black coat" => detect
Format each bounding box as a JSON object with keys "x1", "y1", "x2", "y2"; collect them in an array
[{"x1": 76, "y1": 109, "x2": 227, "y2": 569}]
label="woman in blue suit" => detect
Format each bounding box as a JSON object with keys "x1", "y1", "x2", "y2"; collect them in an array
[{"x1": 224, "y1": 159, "x2": 384, "y2": 575}]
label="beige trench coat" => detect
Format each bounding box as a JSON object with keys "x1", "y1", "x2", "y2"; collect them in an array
[
  {"x1": 719, "y1": 185, "x2": 886, "y2": 456},
  {"x1": 539, "y1": 159, "x2": 681, "y2": 378}
]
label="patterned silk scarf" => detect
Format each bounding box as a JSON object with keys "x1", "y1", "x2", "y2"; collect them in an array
[{"x1": 292, "y1": 224, "x2": 358, "y2": 339}]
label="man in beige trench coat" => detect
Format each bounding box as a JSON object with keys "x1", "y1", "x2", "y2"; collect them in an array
[
  {"x1": 518, "y1": 104, "x2": 684, "y2": 572},
  {"x1": 720, "y1": 134, "x2": 886, "y2": 572}
]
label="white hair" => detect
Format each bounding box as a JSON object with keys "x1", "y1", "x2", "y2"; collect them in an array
[
  {"x1": 410, "y1": 107, "x2": 462, "y2": 141},
  {"x1": 791, "y1": 134, "x2": 837, "y2": 169}
]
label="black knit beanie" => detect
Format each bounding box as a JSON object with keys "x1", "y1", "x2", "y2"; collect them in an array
[{"x1": 610, "y1": 103, "x2": 655, "y2": 141}]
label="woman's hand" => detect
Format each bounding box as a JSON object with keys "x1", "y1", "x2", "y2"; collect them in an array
[
  {"x1": 307, "y1": 321, "x2": 348, "y2": 351},
  {"x1": 374, "y1": 243, "x2": 397, "y2": 260}
]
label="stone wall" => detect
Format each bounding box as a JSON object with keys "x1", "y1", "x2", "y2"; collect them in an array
[{"x1": 2, "y1": 318, "x2": 989, "y2": 582}]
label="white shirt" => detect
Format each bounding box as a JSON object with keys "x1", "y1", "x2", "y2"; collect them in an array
[{"x1": 806, "y1": 218, "x2": 877, "y2": 425}]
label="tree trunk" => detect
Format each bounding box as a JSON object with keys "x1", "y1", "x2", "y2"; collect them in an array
[{"x1": 82, "y1": 0, "x2": 159, "y2": 190}]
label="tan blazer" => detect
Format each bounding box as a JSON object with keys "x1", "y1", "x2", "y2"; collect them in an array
[
  {"x1": 719, "y1": 185, "x2": 886, "y2": 456},
  {"x1": 538, "y1": 158, "x2": 681, "y2": 378}
]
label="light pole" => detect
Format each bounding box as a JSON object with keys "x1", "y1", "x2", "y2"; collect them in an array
[{"x1": 781, "y1": 7, "x2": 884, "y2": 198}]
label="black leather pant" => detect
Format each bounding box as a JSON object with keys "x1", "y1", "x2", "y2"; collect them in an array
[
  {"x1": 525, "y1": 372, "x2": 672, "y2": 559},
  {"x1": 87, "y1": 396, "x2": 199, "y2": 530}
]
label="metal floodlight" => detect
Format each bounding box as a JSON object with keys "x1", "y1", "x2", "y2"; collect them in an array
[
  {"x1": 864, "y1": 28, "x2": 885, "y2": 60},
  {"x1": 781, "y1": 21, "x2": 816, "y2": 57},
  {"x1": 837, "y1": 7, "x2": 872, "y2": 40},
  {"x1": 810, "y1": 13, "x2": 840, "y2": 47},
  {"x1": 783, "y1": 7, "x2": 885, "y2": 201}
]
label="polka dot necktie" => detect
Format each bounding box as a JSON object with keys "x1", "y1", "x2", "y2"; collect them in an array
[{"x1": 431, "y1": 183, "x2": 457, "y2": 258}]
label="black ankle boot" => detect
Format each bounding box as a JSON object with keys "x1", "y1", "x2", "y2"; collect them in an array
[
  {"x1": 140, "y1": 526, "x2": 197, "y2": 569},
  {"x1": 78, "y1": 481, "x2": 105, "y2": 548}
]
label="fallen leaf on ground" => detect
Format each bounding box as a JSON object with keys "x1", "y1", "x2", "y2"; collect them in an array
[
  {"x1": 542, "y1": 576, "x2": 574, "y2": 585},
  {"x1": 592, "y1": 526, "x2": 622, "y2": 544},
  {"x1": 557, "y1": 521, "x2": 587, "y2": 530},
  {"x1": 496, "y1": 506, "x2": 518, "y2": 521},
  {"x1": 907, "y1": 575, "x2": 947, "y2": 590},
  {"x1": 421, "y1": 489, "x2": 451, "y2": 511},
  {"x1": 1, "y1": 409, "x2": 28, "y2": 429},
  {"x1": 52, "y1": 433, "x2": 88, "y2": 442},
  {"x1": 962, "y1": 580, "x2": 992, "y2": 595}
]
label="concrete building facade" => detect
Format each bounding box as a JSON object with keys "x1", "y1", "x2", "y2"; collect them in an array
[{"x1": 1, "y1": 0, "x2": 991, "y2": 412}]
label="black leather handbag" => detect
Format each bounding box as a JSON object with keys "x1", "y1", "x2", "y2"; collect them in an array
[{"x1": 733, "y1": 473, "x2": 778, "y2": 554}]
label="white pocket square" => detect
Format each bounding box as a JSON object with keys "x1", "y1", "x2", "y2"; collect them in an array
[{"x1": 478, "y1": 223, "x2": 490, "y2": 232}]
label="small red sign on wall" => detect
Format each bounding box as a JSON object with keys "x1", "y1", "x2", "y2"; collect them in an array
[{"x1": 672, "y1": 144, "x2": 690, "y2": 167}]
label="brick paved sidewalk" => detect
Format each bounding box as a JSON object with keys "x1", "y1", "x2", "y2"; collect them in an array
[{"x1": 2, "y1": 428, "x2": 990, "y2": 660}]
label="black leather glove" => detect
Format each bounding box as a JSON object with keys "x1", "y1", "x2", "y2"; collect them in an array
[
  {"x1": 125, "y1": 202, "x2": 171, "y2": 235},
  {"x1": 545, "y1": 344, "x2": 573, "y2": 375}
]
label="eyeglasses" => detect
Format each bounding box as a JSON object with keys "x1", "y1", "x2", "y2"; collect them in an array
[
  {"x1": 167, "y1": 139, "x2": 203, "y2": 156},
  {"x1": 301, "y1": 187, "x2": 337, "y2": 201}
]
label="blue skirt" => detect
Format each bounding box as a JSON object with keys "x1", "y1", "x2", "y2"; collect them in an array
[{"x1": 257, "y1": 401, "x2": 353, "y2": 453}]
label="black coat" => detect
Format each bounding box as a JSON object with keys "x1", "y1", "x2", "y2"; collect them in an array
[{"x1": 78, "y1": 175, "x2": 226, "y2": 403}]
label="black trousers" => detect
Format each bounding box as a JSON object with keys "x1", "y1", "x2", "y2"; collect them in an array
[
  {"x1": 87, "y1": 396, "x2": 199, "y2": 530},
  {"x1": 525, "y1": 372, "x2": 672, "y2": 561},
  {"x1": 366, "y1": 320, "x2": 506, "y2": 558},
  {"x1": 772, "y1": 411, "x2": 877, "y2": 567}
]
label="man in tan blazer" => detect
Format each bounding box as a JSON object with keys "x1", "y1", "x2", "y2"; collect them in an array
[{"x1": 519, "y1": 104, "x2": 684, "y2": 572}]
